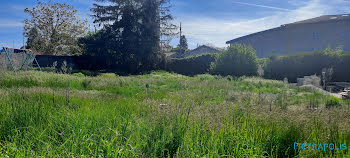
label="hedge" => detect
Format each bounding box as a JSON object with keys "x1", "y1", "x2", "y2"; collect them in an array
[
  {"x1": 166, "y1": 53, "x2": 217, "y2": 76},
  {"x1": 264, "y1": 49, "x2": 350, "y2": 82}
]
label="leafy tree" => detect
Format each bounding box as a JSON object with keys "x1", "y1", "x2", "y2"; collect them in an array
[
  {"x1": 89, "y1": 0, "x2": 176, "y2": 73},
  {"x1": 210, "y1": 44, "x2": 258, "y2": 76},
  {"x1": 24, "y1": 0, "x2": 88, "y2": 55}
]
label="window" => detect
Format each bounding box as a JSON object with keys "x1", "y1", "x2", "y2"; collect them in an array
[{"x1": 312, "y1": 32, "x2": 320, "y2": 40}]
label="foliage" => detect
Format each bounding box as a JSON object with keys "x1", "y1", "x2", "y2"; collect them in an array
[
  {"x1": 24, "y1": 0, "x2": 88, "y2": 55},
  {"x1": 172, "y1": 35, "x2": 189, "y2": 54},
  {"x1": 179, "y1": 35, "x2": 188, "y2": 51},
  {"x1": 325, "y1": 96, "x2": 342, "y2": 108},
  {"x1": 332, "y1": 53, "x2": 350, "y2": 81},
  {"x1": 210, "y1": 44, "x2": 258, "y2": 77},
  {"x1": 97, "y1": 73, "x2": 118, "y2": 78},
  {"x1": 166, "y1": 53, "x2": 217, "y2": 76},
  {"x1": 264, "y1": 48, "x2": 349, "y2": 82},
  {"x1": 82, "y1": 0, "x2": 176, "y2": 73},
  {"x1": 73, "y1": 72, "x2": 85, "y2": 77}
]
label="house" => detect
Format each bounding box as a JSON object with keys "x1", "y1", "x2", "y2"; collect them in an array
[
  {"x1": 226, "y1": 14, "x2": 350, "y2": 58},
  {"x1": 171, "y1": 45, "x2": 223, "y2": 58}
]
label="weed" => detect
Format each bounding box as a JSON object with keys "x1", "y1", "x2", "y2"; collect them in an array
[{"x1": 325, "y1": 96, "x2": 341, "y2": 108}]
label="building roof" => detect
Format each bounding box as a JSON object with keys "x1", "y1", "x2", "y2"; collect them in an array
[
  {"x1": 226, "y1": 14, "x2": 350, "y2": 44},
  {"x1": 226, "y1": 27, "x2": 284, "y2": 44},
  {"x1": 285, "y1": 14, "x2": 350, "y2": 25},
  {"x1": 170, "y1": 45, "x2": 223, "y2": 58},
  {"x1": 181, "y1": 45, "x2": 223, "y2": 58}
]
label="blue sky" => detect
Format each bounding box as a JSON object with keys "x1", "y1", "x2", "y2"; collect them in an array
[{"x1": 0, "y1": 0, "x2": 349, "y2": 49}]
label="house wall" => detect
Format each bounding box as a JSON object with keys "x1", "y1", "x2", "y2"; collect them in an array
[
  {"x1": 230, "y1": 27, "x2": 287, "y2": 58},
  {"x1": 229, "y1": 20, "x2": 350, "y2": 57},
  {"x1": 286, "y1": 21, "x2": 350, "y2": 54}
]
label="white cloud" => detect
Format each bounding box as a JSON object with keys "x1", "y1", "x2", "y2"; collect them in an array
[
  {"x1": 231, "y1": 1, "x2": 292, "y2": 12},
  {"x1": 176, "y1": 0, "x2": 349, "y2": 48},
  {"x1": 72, "y1": 0, "x2": 95, "y2": 5},
  {"x1": 0, "y1": 20, "x2": 23, "y2": 28}
]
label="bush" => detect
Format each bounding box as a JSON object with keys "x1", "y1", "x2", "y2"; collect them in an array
[
  {"x1": 210, "y1": 44, "x2": 258, "y2": 77},
  {"x1": 73, "y1": 72, "x2": 85, "y2": 77}
]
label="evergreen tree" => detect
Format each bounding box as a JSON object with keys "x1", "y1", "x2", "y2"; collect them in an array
[
  {"x1": 178, "y1": 35, "x2": 188, "y2": 54},
  {"x1": 90, "y1": 0, "x2": 176, "y2": 73}
]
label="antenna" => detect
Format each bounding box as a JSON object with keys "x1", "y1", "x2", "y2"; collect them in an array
[{"x1": 180, "y1": 22, "x2": 182, "y2": 39}]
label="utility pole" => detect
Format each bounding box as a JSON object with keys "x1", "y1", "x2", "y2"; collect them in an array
[
  {"x1": 179, "y1": 22, "x2": 182, "y2": 53},
  {"x1": 180, "y1": 22, "x2": 182, "y2": 40}
]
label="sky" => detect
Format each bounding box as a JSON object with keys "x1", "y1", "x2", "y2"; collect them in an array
[{"x1": 0, "y1": 0, "x2": 349, "y2": 49}]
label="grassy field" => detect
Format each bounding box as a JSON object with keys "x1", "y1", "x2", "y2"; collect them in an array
[{"x1": 0, "y1": 70, "x2": 349, "y2": 157}]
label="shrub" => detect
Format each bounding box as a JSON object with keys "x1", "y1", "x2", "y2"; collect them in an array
[
  {"x1": 73, "y1": 72, "x2": 85, "y2": 77},
  {"x1": 210, "y1": 44, "x2": 258, "y2": 77}
]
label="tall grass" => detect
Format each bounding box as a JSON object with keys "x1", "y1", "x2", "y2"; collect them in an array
[{"x1": 0, "y1": 71, "x2": 349, "y2": 157}]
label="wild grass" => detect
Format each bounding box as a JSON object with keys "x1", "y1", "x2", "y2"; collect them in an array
[{"x1": 0, "y1": 70, "x2": 349, "y2": 157}]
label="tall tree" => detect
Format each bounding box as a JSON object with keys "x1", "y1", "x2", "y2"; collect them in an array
[
  {"x1": 24, "y1": 0, "x2": 88, "y2": 55},
  {"x1": 90, "y1": 0, "x2": 176, "y2": 73}
]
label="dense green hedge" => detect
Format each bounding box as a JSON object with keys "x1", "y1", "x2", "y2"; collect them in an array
[
  {"x1": 166, "y1": 47, "x2": 350, "y2": 82},
  {"x1": 166, "y1": 53, "x2": 217, "y2": 76},
  {"x1": 264, "y1": 48, "x2": 350, "y2": 82},
  {"x1": 331, "y1": 53, "x2": 350, "y2": 82},
  {"x1": 210, "y1": 44, "x2": 258, "y2": 77}
]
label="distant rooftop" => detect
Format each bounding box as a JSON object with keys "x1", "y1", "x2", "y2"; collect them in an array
[
  {"x1": 181, "y1": 45, "x2": 223, "y2": 58},
  {"x1": 227, "y1": 14, "x2": 350, "y2": 44},
  {"x1": 285, "y1": 14, "x2": 350, "y2": 25}
]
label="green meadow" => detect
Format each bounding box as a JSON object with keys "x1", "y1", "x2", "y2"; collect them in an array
[{"x1": 0, "y1": 70, "x2": 349, "y2": 157}]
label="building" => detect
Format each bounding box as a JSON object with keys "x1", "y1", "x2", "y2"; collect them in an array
[
  {"x1": 171, "y1": 45, "x2": 223, "y2": 58},
  {"x1": 226, "y1": 14, "x2": 350, "y2": 58}
]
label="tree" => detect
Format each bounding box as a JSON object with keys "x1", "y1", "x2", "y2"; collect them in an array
[
  {"x1": 170, "y1": 35, "x2": 188, "y2": 55},
  {"x1": 178, "y1": 35, "x2": 188, "y2": 54},
  {"x1": 210, "y1": 44, "x2": 258, "y2": 77},
  {"x1": 90, "y1": 0, "x2": 176, "y2": 73},
  {"x1": 24, "y1": 0, "x2": 88, "y2": 55}
]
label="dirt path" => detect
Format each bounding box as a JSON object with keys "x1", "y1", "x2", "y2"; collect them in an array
[{"x1": 300, "y1": 85, "x2": 343, "y2": 99}]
